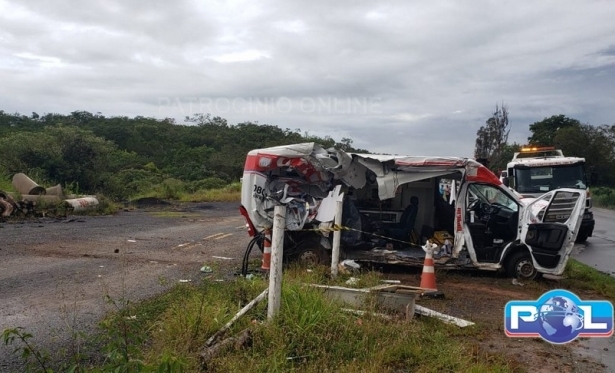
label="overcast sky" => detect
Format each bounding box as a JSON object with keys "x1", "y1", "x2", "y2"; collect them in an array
[{"x1": 2, "y1": 0, "x2": 615, "y2": 157}]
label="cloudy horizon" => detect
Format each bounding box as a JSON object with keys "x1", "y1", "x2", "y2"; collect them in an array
[{"x1": 2, "y1": 0, "x2": 615, "y2": 157}]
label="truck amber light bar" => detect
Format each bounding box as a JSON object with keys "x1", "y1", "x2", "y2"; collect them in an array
[{"x1": 520, "y1": 146, "x2": 555, "y2": 152}]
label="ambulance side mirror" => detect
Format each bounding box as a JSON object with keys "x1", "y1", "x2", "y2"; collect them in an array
[{"x1": 503, "y1": 177, "x2": 510, "y2": 187}]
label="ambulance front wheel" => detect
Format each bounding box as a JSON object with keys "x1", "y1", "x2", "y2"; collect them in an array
[
  {"x1": 505, "y1": 251, "x2": 542, "y2": 280},
  {"x1": 293, "y1": 240, "x2": 327, "y2": 267}
]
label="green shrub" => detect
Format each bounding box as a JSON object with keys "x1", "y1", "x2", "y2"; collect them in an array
[
  {"x1": 187, "y1": 177, "x2": 228, "y2": 193},
  {"x1": 592, "y1": 187, "x2": 615, "y2": 208}
]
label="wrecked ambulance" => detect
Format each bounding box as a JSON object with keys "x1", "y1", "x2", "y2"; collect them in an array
[{"x1": 239, "y1": 143, "x2": 586, "y2": 280}]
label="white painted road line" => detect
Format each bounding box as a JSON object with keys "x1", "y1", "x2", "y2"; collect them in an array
[
  {"x1": 215, "y1": 233, "x2": 233, "y2": 240},
  {"x1": 203, "y1": 233, "x2": 225, "y2": 240}
]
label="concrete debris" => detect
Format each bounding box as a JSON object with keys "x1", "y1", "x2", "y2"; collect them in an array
[
  {"x1": 414, "y1": 304, "x2": 475, "y2": 327},
  {"x1": 0, "y1": 173, "x2": 99, "y2": 218},
  {"x1": 12, "y1": 173, "x2": 46, "y2": 195}
]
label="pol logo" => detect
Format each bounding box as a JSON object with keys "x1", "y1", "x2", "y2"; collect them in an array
[{"x1": 504, "y1": 289, "x2": 613, "y2": 344}]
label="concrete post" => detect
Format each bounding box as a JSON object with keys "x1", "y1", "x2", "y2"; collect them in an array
[
  {"x1": 267, "y1": 205, "x2": 286, "y2": 320},
  {"x1": 331, "y1": 200, "x2": 343, "y2": 278}
]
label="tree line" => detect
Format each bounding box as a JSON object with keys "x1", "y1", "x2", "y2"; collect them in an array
[
  {"x1": 0, "y1": 111, "x2": 365, "y2": 200},
  {"x1": 475, "y1": 108, "x2": 615, "y2": 187}
]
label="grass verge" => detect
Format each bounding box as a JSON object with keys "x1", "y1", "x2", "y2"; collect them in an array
[
  {"x1": 561, "y1": 258, "x2": 615, "y2": 301},
  {"x1": 89, "y1": 265, "x2": 517, "y2": 373}
]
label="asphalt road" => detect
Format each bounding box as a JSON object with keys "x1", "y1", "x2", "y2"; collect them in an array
[
  {"x1": 569, "y1": 207, "x2": 615, "y2": 371},
  {"x1": 572, "y1": 207, "x2": 615, "y2": 277}
]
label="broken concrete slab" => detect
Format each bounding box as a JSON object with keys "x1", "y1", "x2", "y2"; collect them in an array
[{"x1": 310, "y1": 284, "x2": 419, "y2": 320}]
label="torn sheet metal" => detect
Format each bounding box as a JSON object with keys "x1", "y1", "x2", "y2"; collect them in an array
[{"x1": 241, "y1": 142, "x2": 497, "y2": 232}]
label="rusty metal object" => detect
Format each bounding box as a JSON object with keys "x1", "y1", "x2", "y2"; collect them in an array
[
  {"x1": 0, "y1": 190, "x2": 16, "y2": 217},
  {"x1": 12, "y1": 173, "x2": 46, "y2": 195},
  {"x1": 45, "y1": 184, "x2": 63, "y2": 197},
  {"x1": 65, "y1": 196, "x2": 99, "y2": 212}
]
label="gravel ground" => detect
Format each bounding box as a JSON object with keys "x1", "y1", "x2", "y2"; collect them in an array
[{"x1": 0, "y1": 202, "x2": 252, "y2": 372}]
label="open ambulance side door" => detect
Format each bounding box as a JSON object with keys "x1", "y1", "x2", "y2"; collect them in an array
[{"x1": 519, "y1": 188, "x2": 586, "y2": 274}]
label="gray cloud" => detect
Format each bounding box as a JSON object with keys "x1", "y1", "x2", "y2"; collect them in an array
[{"x1": 2, "y1": 0, "x2": 615, "y2": 157}]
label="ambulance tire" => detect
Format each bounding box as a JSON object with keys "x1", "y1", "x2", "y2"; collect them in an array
[
  {"x1": 505, "y1": 251, "x2": 542, "y2": 280},
  {"x1": 574, "y1": 230, "x2": 589, "y2": 243},
  {"x1": 293, "y1": 240, "x2": 327, "y2": 267}
]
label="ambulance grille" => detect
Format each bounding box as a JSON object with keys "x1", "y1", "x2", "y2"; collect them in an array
[{"x1": 542, "y1": 191, "x2": 580, "y2": 223}]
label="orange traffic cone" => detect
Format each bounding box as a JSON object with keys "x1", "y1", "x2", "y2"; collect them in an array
[
  {"x1": 420, "y1": 240, "x2": 438, "y2": 290},
  {"x1": 261, "y1": 229, "x2": 272, "y2": 270}
]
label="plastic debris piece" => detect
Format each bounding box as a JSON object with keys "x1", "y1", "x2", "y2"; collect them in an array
[
  {"x1": 512, "y1": 279, "x2": 524, "y2": 286},
  {"x1": 179, "y1": 279, "x2": 192, "y2": 283},
  {"x1": 127, "y1": 239, "x2": 136, "y2": 243},
  {"x1": 200, "y1": 265, "x2": 213, "y2": 273},
  {"x1": 381, "y1": 280, "x2": 401, "y2": 284},
  {"x1": 341, "y1": 259, "x2": 360, "y2": 269},
  {"x1": 345, "y1": 277, "x2": 360, "y2": 285},
  {"x1": 212, "y1": 256, "x2": 233, "y2": 260}
]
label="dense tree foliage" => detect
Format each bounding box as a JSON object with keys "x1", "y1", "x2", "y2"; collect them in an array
[
  {"x1": 0, "y1": 110, "x2": 367, "y2": 199},
  {"x1": 528, "y1": 115, "x2": 580, "y2": 146},
  {"x1": 474, "y1": 104, "x2": 511, "y2": 171},
  {"x1": 474, "y1": 111, "x2": 615, "y2": 187}
]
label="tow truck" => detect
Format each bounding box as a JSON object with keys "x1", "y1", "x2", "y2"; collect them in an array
[
  {"x1": 239, "y1": 143, "x2": 585, "y2": 280},
  {"x1": 500, "y1": 146, "x2": 595, "y2": 242}
]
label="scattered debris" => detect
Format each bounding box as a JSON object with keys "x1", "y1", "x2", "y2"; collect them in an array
[
  {"x1": 512, "y1": 279, "x2": 524, "y2": 287},
  {"x1": 200, "y1": 265, "x2": 213, "y2": 273},
  {"x1": 179, "y1": 279, "x2": 192, "y2": 283},
  {"x1": 0, "y1": 173, "x2": 99, "y2": 218},
  {"x1": 212, "y1": 256, "x2": 234, "y2": 260},
  {"x1": 127, "y1": 239, "x2": 137, "y2": 243},
  {"x1": 200, "y1": 328, "x2": 252, "y2": 369},
  {"x1": 311, "y1": 284, "x2": 418, "y2": 321},
  {"x1": 339, "y1": 259, "x2": 361, "y2": 274},
  {"x1": 381, "y1": 280, "x2": 401, "y2": 284},
  {"x1": 345, "y1": 277, "x2": 360, "y2": 286},
  {"x1": 204, "y1": 288, "x2": 269, "y2": 348},
  {"x1": 341, "y1": 308, "x2": 393, "y2": 320},
  {"x1": 414, "y1": 304, "x2": 475, "y2": 328}
]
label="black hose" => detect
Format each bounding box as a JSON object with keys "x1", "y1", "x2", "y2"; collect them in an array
[{"x1": 241, "y1": 233, "x2": 264, "y2": 277}]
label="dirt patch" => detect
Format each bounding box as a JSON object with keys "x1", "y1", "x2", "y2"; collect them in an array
[
  {"x1": 383, "y1": 270, "x2": 607, "y2": 372},
  {"x1": 131, "y1": 197, "x2": 172, "y2": 208}
]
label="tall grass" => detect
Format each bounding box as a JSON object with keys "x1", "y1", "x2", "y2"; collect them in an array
[
  {"x1": 132, "y1": 181, "x2": 241, "y2": 203},
  {"x1": 591, "y1": 186, "x2": 615, "y2": 208},
  {"x1": 562, "y1": 259, "x2": 615, "y2": 301},
  {"x1": 93, "y1": 266, "x2": 517, "y2": 372}
]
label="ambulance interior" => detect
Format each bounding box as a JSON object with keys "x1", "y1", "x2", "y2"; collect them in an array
[{"x1": 340, "y1": 170, "x2": 461, "y2": 252}]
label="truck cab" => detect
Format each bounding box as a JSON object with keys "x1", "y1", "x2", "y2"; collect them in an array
[
  {"x1": 240, "y1": 143, "x2": 586, "y2": 280},
  {"x1": 502, "y1": 146, "x2": 595, "y2": 242}
]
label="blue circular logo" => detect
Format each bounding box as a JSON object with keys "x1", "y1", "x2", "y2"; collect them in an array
[{"x1": 537, "y1": 296, "x2": 584, "y2": 343}]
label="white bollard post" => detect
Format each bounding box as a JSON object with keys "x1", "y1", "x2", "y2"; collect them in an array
[
  {"x1": 268, "y1": 205, "x2": 286, "y2": 320},
  {"x1": 331, "y1": 199, "x2": 343, "y2": 278}
]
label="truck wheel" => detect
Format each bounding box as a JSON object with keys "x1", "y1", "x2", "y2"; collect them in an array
[
  {"x1": 574, "y1": 230, "x2": 589, "y2": 243},
  {"x1": 505, "y1": 251, "x2": 541, "y2": 280},
  {"x1": 293, "y1": 240, "x2": 327, "y2": 267}
]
